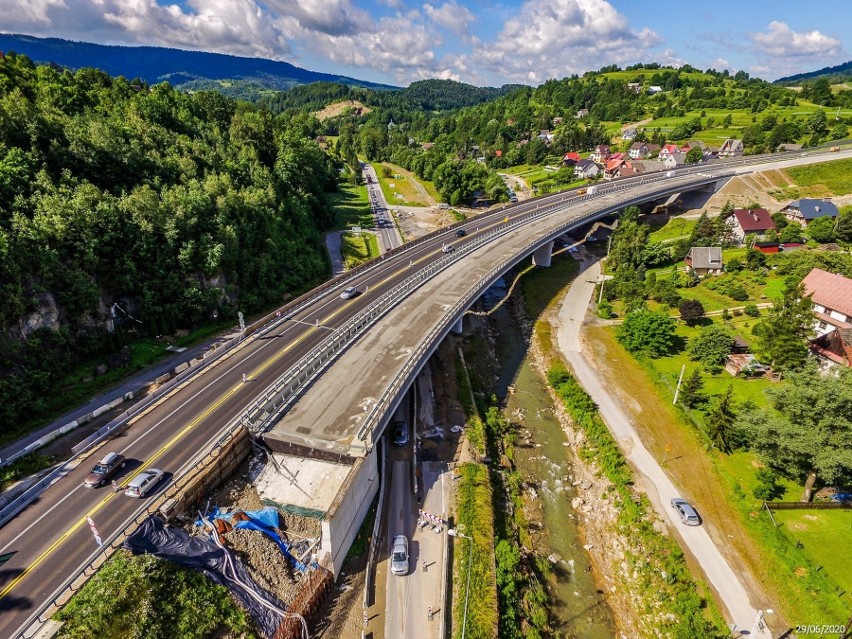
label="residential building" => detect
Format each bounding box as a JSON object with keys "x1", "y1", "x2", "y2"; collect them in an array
[
  {"x1": 603, "y1": 157, "x2": 629, "y2": 180},
  {"x1": 646, "y1": 143, "x2": 661, "y2": 157},
  {"x1": 781, "y1": 199, "x2": 839, "y2": 225},
  {"x1": 538, "y1": 129, "x2": 553, "y2": 143},
  {"x1": 663, "y1": 152, "x2": 687, "y2": 169},
  {"x1": 589, "y1": 145, "x2": 611, "y2": 163},
  {"x1": 573, "y1": 159, "x2": 600, "y2": 179},
  {"x1": 809, "y1": 328, "x2": 852, "y2": 368},
  {"x1": 629, "y1": 142, "x2": 650, "y2": 159},
  {"x1": 575, "y1": 108, "x2": 589, "y2": 119},
  {"x1": 562, "y1": 151, "x2": 581, "y2": 166},
  {"x1": 801, "y1": 268, "x2": 852, "y2": 336},
  {"x1": 627, "y1": 82, "x2": 642, "y2": 93},
  {"x1": 622, "y1": 128, "x2": 638, "y2": 140},
  {"x1": 684, "y1": 246, "x2": 724, "y2": 277},
  {"x1": 727, "y1": 208, "x2": 776, "y2": 242},
  {"x1": 719, "y1": 139, "x2": 744, "y2": 157},
  {"x1": 658, "y1": 143, "x2": 680, "y2": 160},
  {"x1": 648, "y1": 85, "x2": 663, "y2": 94}
]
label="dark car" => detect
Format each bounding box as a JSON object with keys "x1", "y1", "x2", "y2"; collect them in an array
[
  {"x1": 393, "y1": 421, "x2": 409, "y2": 446},
  {"x1": 455, "y1": 228, "x2": 467, "y2": 237},
  {"x1": 83, "y1": 452, "x2": 126, "y2": 488}
]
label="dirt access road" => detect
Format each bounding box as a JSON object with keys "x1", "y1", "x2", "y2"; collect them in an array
[{"x1": 551, "y1": 255, "x2": 774, "y2": 639}]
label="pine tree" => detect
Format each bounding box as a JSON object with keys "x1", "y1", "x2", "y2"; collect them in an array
[
  {"x1": 706, "y1": 386, "x2": 737, "y2": 453},
  {"x1": 680, "y1": 368, "x2": 705, "y2": 408}
]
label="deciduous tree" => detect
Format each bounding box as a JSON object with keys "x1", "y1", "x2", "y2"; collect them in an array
[{"x1": 617, "y1": 309, "x2": 676, "y2": 358}]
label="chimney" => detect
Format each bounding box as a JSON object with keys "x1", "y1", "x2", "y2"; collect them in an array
[{"x1": 815, "y1": 206, "x2": 821, "y2": 213}]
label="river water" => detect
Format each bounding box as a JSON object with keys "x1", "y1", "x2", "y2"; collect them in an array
[{"x1": 485, "y1": 277, "x2": 616, "y2": 638}]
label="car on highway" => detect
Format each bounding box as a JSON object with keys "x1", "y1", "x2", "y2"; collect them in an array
[
  {"x1": 392, "y1": 421, "x2": 409, "y2": 446},
  {"x1": 442, "y1": 244, "x2": 455, "y2": 253},
  {"x1": 340, "y1": 286, "x2": 358, "y2": 299},
  {"x1": 671, "y1": 497, "x2": 701, "y2": 526},
  {"x1": 124, "y1": 468, "x2": 165, "y2": 498},
  {"x1": 83, "y1": 452, "x2": 126, "y2": 488},
  {"x1": 455, "y1": 228, "x2": 467, "y2": 237},
  {"x1": 391, "y1": 535, "x2": 409, "y2": 575}
]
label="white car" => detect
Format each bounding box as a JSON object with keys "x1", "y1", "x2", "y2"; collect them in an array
[
  {"x1": 125, "y1": 468, "x2": 164, "y2": 498},
  {"x1": 391, "y1": 535, "x2": 409, "y2": 575},
  {"x1": 340, "y1": 286, "x2": 358, "y2": 299},
  {"x1": 442, "y1": 245, "x2": 455, "y2": 254}
]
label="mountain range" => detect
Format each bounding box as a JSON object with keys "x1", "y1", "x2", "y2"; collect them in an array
[
  {"x1": 775, "y1": 60, "x2": 852, "y2": 85},
  {"x1": 0, "y1": 32, "x2": 397, "y2": 96}
]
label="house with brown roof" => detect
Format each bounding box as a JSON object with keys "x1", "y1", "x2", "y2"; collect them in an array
[
  {"x1": 629, "y1": 142, "x2": 650, "y2": 159},
  {"x1": 727, "y1": 208, "x2": 776, "y2": 243},
  {"x1": 801, "y1": 268, "x2": 852, "y2": 336},
  {"x1": 685, "y1": 246, "x2": 724, "y2": 277},
  {"x1": 809, "y1": 328, "x2": 852, "y2": 368},
  {"x1": 574, "y1": 159, "x2": 600, "y2": 179},
  {"x1": 589, "y1": 145, "x2": 610, "y2": 163}
]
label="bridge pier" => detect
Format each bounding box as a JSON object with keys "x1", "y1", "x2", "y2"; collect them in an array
[
  {"x1": 532, "y1": 240, "x2": 555, "y2": 267},
  {"x1": 450, "y1": 316, "x2": 464, "y2": 335}
]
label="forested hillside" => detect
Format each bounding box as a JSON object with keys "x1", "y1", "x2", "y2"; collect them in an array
[
  {"x1": 775, "y1": 60, "x2": 852, "y2": 85},
  {"x1": 299, "y1": 64, "x2": 851, "y2": 207},
  {"x1": 0, "y1": 51, "x2": 337, "y2": 431}
]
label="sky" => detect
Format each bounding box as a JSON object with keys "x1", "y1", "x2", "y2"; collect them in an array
[{"x1": 0, "y1": 0, "x2": 849, "y2": 86}]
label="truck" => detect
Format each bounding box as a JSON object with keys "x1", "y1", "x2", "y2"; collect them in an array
[
  {"x1": 586, "y1": 185, "x2": 598, "y2": 195},
  {"x1": 665, "y1": 171, "x2": 675, "y2": 177}
]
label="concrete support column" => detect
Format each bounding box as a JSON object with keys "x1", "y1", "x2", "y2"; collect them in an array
[
  {"x1": 450, "y1": 316, "x2": 464, "y2": 335},
  {"x1": 532, "y1": 240, "x2": 555, "y2": 267}
]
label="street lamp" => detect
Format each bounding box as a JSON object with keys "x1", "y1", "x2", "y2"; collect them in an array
[{"x1": 448, "y1": 527, "x2": 473, "y2": 639}]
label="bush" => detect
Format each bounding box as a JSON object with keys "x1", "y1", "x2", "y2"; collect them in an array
[
  {"x1": 726, "y1": 258, "x2": 743, "y2": 272},
  {"x1": 617, "y1": 310, "x2": 677, "y2": 358},
  {"x1": 688, "y1": 324, "x2": 735, "y2": 372},
  {"x1": 598, "y1": 299, "x2": 614, "y2": 319},
  {"x1": 753, "y1": 468, "x2": 786, "y2": 501},
  {"x1": 728, "y1": 283, "x2": 749, "y2": 301},
  {"x1": 744, "y1": 304, "x2": 760, "y2": 317}
]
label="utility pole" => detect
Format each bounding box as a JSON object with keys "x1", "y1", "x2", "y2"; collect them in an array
[{"x1": 672, "y1": 364, "x2": 686, "y2": 405}]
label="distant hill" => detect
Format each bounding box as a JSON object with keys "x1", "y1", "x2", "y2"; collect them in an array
[
  {"x1": 259, "y1": 78, "x2": 524, "y2": 115},
  {"x1": 0, "y1": 33, "x2": 397, "y2": 98},
  {"x1": 775, "y1": 60, "x2": 852, "y2": 85}
]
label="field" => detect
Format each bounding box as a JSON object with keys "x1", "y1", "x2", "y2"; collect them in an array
[
  {"x1": 340, "y1": 231, "x2": 379, "y2": 269},
  {"x1": 375, "y1": 162, "x2": 436, "y2": 206},
  {"x1": 327, "y1": 182, "x2": 374, "y2": 230},
  {"x1": 583, "y1": 325, "x2": 852, "y2": 628},
  {"x1": 644, "y1": 216, "x2": 696, "y2": 242},
  {"x1": 785, "y1": 158, "x2": 852, "y2": 197}
]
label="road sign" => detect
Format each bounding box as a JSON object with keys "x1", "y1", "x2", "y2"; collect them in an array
[{"x1": 87, "y1": 516, "x2": 103, "y2": 547}]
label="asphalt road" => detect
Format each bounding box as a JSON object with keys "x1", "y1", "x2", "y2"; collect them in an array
[
  {"x1": 362, "y1": 164, "x2": 404, "y2": 252},
  {"x1": 0, "y1": 148, "x2": 846, "y2": 636}
]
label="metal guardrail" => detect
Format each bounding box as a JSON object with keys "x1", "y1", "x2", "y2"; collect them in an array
[{"x1": 4, "y1": 145, "x2": 846, "y2": 637}]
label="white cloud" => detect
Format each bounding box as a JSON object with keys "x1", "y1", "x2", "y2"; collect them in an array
[
  {"x1": 268, "y1": 0, "x2": 372, "y2": 37},
  {"x1": 467, "y1": 0, "x2": 661, "y2": 84},
  {"x1": 708, "y1": 57, "x2": 730, "y2": 71},
  {"x1": 423, "y1": 1, "x2": 474, "y2": 37},
  {"x1": 752, "y1": 21, "x2": 841, "y2": 58}
]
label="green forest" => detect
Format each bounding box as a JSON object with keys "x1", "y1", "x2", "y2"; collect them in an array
[{"x1": 0, "y1": 52, "x2": 340, "y2": 432}]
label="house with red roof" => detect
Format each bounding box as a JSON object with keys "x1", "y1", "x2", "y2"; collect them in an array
[
  {"x1": 802, "y1": 268, "x2": 852, "y2": 368},
  {"x1": 727, "y1": 208, "x2": 776, "y2": 243},
  {"x1": 603, "y1": 156, "x2": 629, "y2": 180},
  {"x1": 562, "y1": 151, "x2": 581, "y2": 166},
  {"x1": 658, "y1": 144, "x2": 680, "y2": 160}
]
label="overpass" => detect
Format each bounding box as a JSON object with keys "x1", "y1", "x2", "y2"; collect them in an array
[{"x1": 1, "y1": 147, "x2": 849, "y2": 638}]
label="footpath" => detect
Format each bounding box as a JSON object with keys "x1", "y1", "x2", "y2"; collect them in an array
[{"x1": 551, "y1": 255, "x2": 774, "y2": 639}]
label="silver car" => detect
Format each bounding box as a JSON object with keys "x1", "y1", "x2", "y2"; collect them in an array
[
  {"x1": 125, "y1": 468, "x2": 165, "y2": 498},
  {"x1": 340, "y1": 286, "x2": 358, "y2": 299},
  {"x1": 671, "y1": 497, "x2": 701, "y2": 526},
  {"x1": 391, "y1": 535, "x2": 409, "y2": 575}
]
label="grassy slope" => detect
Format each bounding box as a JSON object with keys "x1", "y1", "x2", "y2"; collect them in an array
[
  {"x1": 583, "y1": 324, "x2": 852, "y2": 629},
  {"x1": 327, "y1": 182, "x2": 374, "y2": 230},
  {"x1": 375, "y1": 162, "x2": 435, "y2": 206},
  {"x1": 785, "y1": 158, "x2": 852, "y2": 196}
]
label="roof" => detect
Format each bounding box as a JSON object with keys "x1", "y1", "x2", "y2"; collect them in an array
[
  {"x1": 575, "y1": 159, "x2": 598, "y2": 170},
  {"x1": 732, "y1": 208, "x2": 775, "y2": 232},
  {"x1": 787, "y1": 199, "x2": 839, "y2": 220},
  {"x1": 686, "y1": 246, "x2": 723, "y2": 269},
  {"x1": 605, "y1": 157, "x2": 628, "y2": 171},
  {"x1": 563, "y1": 151, "x2": 581, "y2": 162},
  {"x1": 802, "y1": 268, "x2": 852, "y2": 318},
  {"x1": 630, "y1": 142, "x2": 647, "y2": 150},
  {"x1": 594, "y1": 144, "x2": 610, "y2": 153},
  {"x1": 662, "y1": 144, "x2": 679, "y2": 154},
  {"x1": 810, "y1": 328, "x2": 852, "y2": 367}
]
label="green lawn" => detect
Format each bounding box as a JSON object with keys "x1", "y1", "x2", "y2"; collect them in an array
[
  {"x1": 786, "y1": 158, "x2": 852, "y2": 196},
  {"x1": 340, "y1": 231, "x2": 379, "y2": 269},
  {"x1": 772, "y1": 509, "x2": 852, "y2": 598},
  {"x1": 327, "y1": 183, "x2": 374, "y2": 230},
  {"x1": 647, "y1": 216, "x2": 697, "y2": 243}
]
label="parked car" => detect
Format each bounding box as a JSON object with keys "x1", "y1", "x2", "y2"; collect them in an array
[
  {"x1": 83, "y1": 452, "x2": 126, "y2": 488},
  {"x1": 455, "y1": 228, "x2": 467, "y2": 237},
  {"x1": 340, "y1": 286, "x2": 358, "y2": 299},
  {"x1": 393, "y1": 421, "x2": 409, "y2": 446},
  {"x1": 391, "y1": 535, "x2": 409, "y2": 575},
  {"x1": 125, "y1": 468, "x2": 165, "y2": 498},
  {"x1": 442, "y1": 244, "x2": 455, "y2": 253},
  {"x1": 671, "y1": 497, "x2": 701, "y2": 526}
]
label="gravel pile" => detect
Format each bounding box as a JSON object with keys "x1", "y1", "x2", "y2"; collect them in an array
[{"x1": 225, "y1": 527, "x2": 304, "y2": 604}]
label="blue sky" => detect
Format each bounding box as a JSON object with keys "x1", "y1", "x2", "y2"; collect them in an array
[{"x1": 1, "y1": 0, "x2": 848, "y2": 86}]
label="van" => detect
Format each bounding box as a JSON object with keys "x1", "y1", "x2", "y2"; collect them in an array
[{"x1": 671, "y1": 497, "x2": 700, "y2": 526}]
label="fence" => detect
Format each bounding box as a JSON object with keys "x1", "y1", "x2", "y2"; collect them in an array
[{"x1": 766, "y1": 501, "x2": 852, "y2": 510}]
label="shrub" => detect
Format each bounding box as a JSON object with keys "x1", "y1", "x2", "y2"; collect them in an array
[
  {"x1": 726, "y1": 258, "x2": 743, "y2": 272},
  {"x1": 598, "y1": 300, "x2": 614, "y2": 319},
  {"x1": 688, "y1": 324, "x2": 735, "y2": 372},
  {"x1": 744, "y1": 304, "x2": 760, "y2": 317},
  {"x1": 753, "y1": 468, "x2": 786, "y2": 501},
  {"x1": 617, "y1": 310, "x2": 677, "y2": 358},
  {"x1": 728, "y1": 283, "x2": 749, "y2": 301}
]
